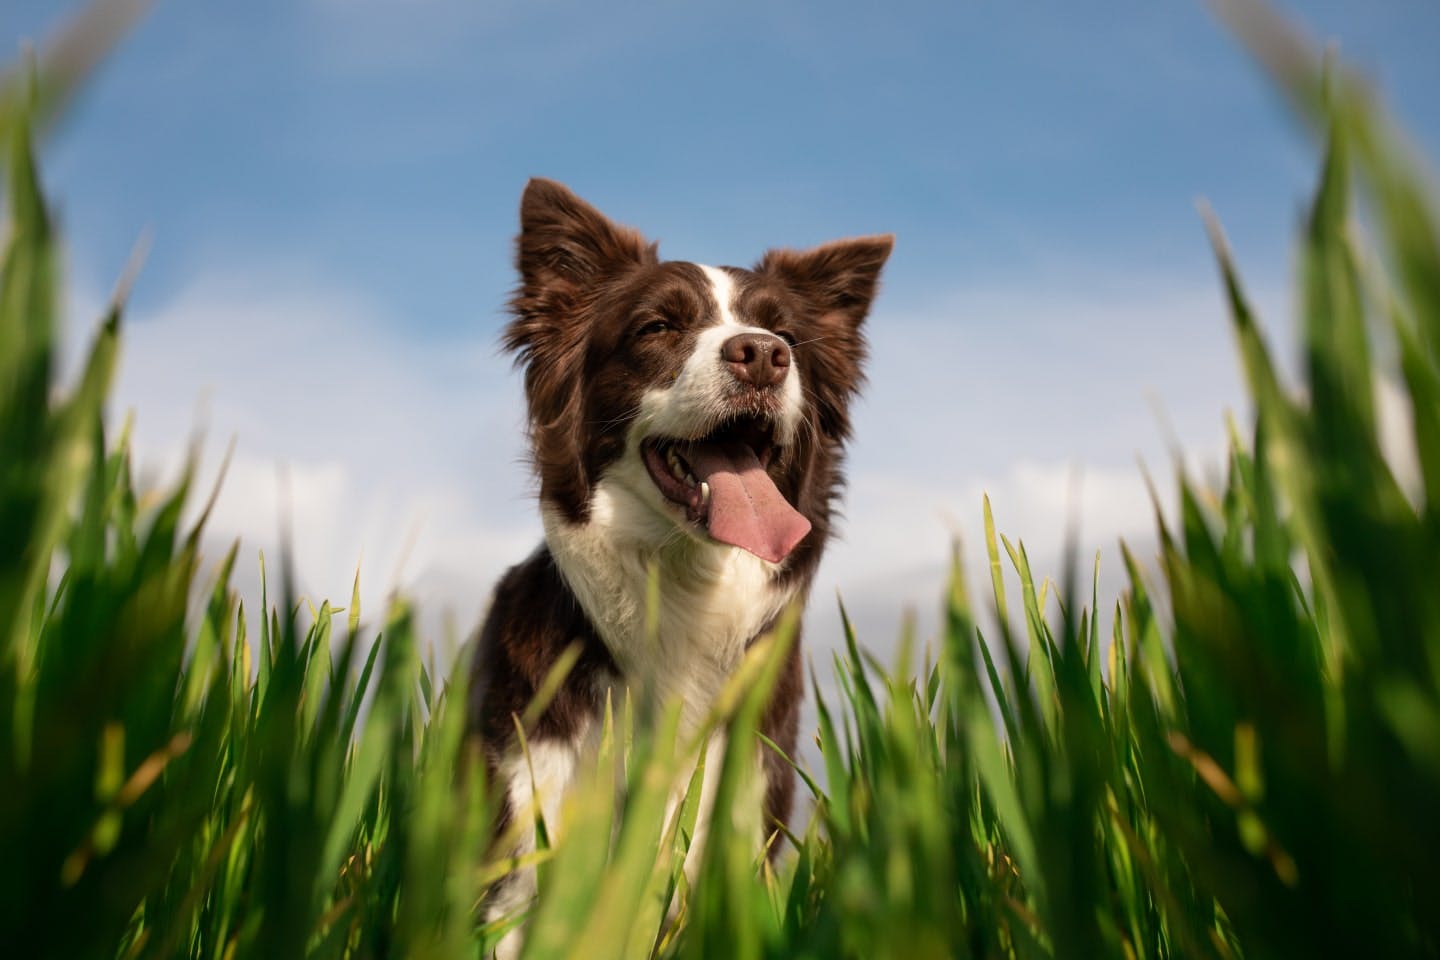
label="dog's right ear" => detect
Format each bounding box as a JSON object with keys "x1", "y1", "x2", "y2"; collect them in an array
[
  {"x1": 505, "y1": 180, "x2": 656, "y2": 522},
  {"x1": 505, "y1": 178, "x2": 656, "y2": 414},
  {"x1": 513, "y1": 178, "x2": 656, "y2": 298}
]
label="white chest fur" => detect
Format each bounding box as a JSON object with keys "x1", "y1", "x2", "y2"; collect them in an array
[
  {"x1": 488, "y1": 493, "x2": 790, "y2": 958},
  {"x1": 542, "y1": 473, "x2": 797, "y2": 731}
]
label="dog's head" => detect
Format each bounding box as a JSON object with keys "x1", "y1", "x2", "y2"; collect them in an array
[{"x1": 505, "y1": 178, "x2": 891, "y2": 566}]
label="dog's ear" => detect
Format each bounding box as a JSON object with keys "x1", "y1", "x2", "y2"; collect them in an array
[
  {"x1": 504, "y1": 178, "x2": 657, "y2": 407},
  {"x1": 754, "y1": 234, "x2": 893, "y2": 332},
  {"x1": 755, "y1": 235, "x2": 893, "y2": 440},
  {"x1": 514, "y1": 178, "x2": 656, "y2": 296},
  {"x1": 505, "y1": 179, "x2": 656, "y2": 521}
]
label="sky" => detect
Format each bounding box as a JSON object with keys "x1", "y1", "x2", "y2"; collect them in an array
[{"x1": 5, "y1": 2, "x2": 1440, "y2": 684}]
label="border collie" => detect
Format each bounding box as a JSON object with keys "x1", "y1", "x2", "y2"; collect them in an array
[{"x1": 468, "y1": 178, "x2": 891, "y2": 943}]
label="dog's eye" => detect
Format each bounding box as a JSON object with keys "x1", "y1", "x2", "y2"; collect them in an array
[{"x1": 637, "y1": 320, "x2": 672, "y2": 337}]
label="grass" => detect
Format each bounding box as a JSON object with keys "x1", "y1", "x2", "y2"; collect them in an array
[{"x1": 4, "y1": 2, "x2": 1440, "y2": 957}]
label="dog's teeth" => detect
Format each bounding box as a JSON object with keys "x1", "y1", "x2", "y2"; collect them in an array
[
  {"x1": 672, "y1": 461, "x2": 686, "y2": 482},
  {"x1": 685, "y1": 473, "x2": 697, "y2": 487},
  {"x1": 699, "y1": 481, "x2": 711, "y2": 506}
]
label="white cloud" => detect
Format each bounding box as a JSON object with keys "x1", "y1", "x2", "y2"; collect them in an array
[
  {"x1": 806, "y1": 458, "x2": 1178, "y2": 661},
  {"x1": 800, "y1": 280, "x2": 1284, "y2": 646},
  {"x1": 77, "y1": 270, "x2": 540, "y2": 638},
  {"x1": 299, "y1": 0, "x2": 644, "y2": 83},
  {"x1": 61, "y1": 267, "x2": 1293, "y2": 682},
  {"x1": 303, "y1": 0, "x2": 525, "y2": 68},
  {"x1": 1377, "y1": 372, "x2": 1423, "y2": 505}
]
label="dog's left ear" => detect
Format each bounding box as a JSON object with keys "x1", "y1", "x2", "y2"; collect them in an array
[
  {"x1": 754, "y1": 234, "x2": 894, "y2": 331},
  {"x1": 755, "y1": 235, "x2": 893, "y2": 440}
]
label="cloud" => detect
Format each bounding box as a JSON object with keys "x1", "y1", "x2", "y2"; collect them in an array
[
  {"x1": 59, "y1": 258, "x2": 1332, "y2": 791},
  {"x1": 75, "y1": 269, "x2": 540, "y2": 637},
  {"x1": 301, "y1": 0, "x2": 525, "y2": 70},
  {"x1": 805, "y1": 457, "x2": 1179, "y2": 657},
  {"x1": 1376, "y1": 372, "x2": 1423, "y2": 505},
  {"x1": 298, "y1": 0, "x2": 649, "y2": 84},
  {"x1": 59, "y1": 262, "x2": 1297, "y2": 693},
  {"x1": 800, "y1": 279, "x2": 1285, "y2": 637}
]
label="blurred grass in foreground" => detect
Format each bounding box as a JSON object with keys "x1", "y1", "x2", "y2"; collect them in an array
[{"x1": 3, "y1": 2, "x2": 1440, "y2": 957}]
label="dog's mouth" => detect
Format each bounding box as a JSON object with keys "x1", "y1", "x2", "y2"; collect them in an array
[{"x1": 641, "y1": 415, "x2": 811, "y2": 564}]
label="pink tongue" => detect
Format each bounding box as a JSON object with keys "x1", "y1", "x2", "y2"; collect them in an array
[{"x1": 685, "y1": 441, "x2": 811, "y2": 563}]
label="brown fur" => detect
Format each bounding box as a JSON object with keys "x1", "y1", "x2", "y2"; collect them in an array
[{"x1": 471, "y1": 177, "x2": 891, "y2": 836}]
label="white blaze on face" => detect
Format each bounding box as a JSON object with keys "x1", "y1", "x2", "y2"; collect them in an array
[
  {"x1": 701, "y1": 264, "x2": 743, "y2": 327},
  {"x1": 634, "y1": 265, "x2": 805, "y2": 447}
]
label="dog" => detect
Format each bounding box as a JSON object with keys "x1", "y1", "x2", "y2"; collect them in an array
[{"x1": 468, "y1": 178, "x2": 891, "y2": 945}]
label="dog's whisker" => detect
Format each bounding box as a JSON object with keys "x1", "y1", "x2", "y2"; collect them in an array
[{"x1": 586, "y1": 407, "x2": 642, "y2": 428}]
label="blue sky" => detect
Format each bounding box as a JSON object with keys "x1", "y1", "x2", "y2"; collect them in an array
[{"x1": 6, "y1": 1, "x2": 1440, "y2": 657}]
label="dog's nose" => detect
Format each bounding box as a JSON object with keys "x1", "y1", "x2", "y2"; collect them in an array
[{"x1": 722, "y1": 332, "x2": 790, "y2": 388}]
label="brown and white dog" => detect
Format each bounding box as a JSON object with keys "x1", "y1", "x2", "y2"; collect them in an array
[{"x1": 468, "y1": 178, "x2": 890, "y2": 942}]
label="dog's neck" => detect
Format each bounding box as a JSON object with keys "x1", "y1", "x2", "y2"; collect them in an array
[{"x1": 542, "y1": 477, "x2": 799, "y2": 730}]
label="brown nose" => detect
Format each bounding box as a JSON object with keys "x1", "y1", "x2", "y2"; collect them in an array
[{"x1": 722, "y1": 332, "x2": 790, "y2": 388}]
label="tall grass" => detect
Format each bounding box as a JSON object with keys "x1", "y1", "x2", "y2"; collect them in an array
[{"x1": 3, "y1": 3, "x2": 1439, "y2": 957}]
